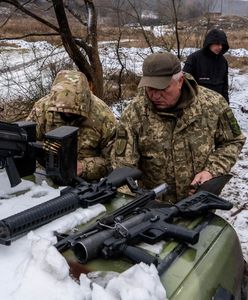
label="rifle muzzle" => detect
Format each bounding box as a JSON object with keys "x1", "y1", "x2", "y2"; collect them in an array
[{"x1": 73, "y1": 229, "x2": 114, "y2": 263}]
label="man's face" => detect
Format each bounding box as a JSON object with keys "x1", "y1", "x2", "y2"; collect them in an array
[
  {"x1": 59, "y1": 112, "x2": 81, "y2": 122},
  {"x1": 146, "y1": 76, "x2": 183, "y2": 110},
  {"x1": 209, "y1": 43, "x2": 223, "y2": 55}
]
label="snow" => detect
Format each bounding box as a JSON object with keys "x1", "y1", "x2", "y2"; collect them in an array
[
  {"x1": 0, "y1": 39, "x2": 247, "y2": 299},
  {"x1": 215, "y1": 69, "x2": 248, "y2": 262},
  {"x1": 1, "y1": 40, "x2": 248, "y2": 101}
]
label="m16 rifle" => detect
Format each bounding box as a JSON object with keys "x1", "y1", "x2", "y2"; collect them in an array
[
  {"x1": 58, "y1": 191, "x2": 233, "y2": 270},
  {"x1": 0, "y1": 121, "x2": 78, "y2": 187},
  {"x1": 0, "y1": 167, "x2": 142, "y2": 246},
  {"x1": 54, "y1": 174, "x2": 233, "y2": 253}
]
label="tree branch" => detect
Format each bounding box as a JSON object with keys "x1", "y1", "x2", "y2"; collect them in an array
[
  {"x1": 0, "y1": 32, "x2": 59, "y2": 40},
  {"x1": 126, "y1": 0, "x2": 154, "y2": 53},
  {"x1": 52, "y1": 0, "x2": 92, "y2": 81},
  {"x1": 1, "y1": 0, "x2": 59, "y2": 32},
  {"x1": 0, "y1": 0, "x2": 104, "y2": 98},
  {"x1": 64, "y1": 0, "x2": 87, "y2": 26}
]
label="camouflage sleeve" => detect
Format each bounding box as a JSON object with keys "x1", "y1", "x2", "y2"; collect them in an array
[
  {"x1": 204, "y1": 107, "x2": 246, "y2": 176},
  {"x1": 79, "y1": 114, "x2": 117, "y2": 181},
  {"x1": 79, "y1": 157, "x2": 111, "y2": 181},
  {"x1": 112, "y1": 107, "x2": 140, "y2": 169},
  {"x1": 26, "y1": 97, "x2": 48, "y2": 141}
]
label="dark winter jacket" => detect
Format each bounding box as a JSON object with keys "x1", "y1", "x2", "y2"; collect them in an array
[{"x1": 183, "y1": 29, "x2": 229, "y2": 103}]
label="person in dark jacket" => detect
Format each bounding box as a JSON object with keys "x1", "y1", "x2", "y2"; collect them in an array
[{"x1": 183, "y1": 29, "x2": 229, "y2": 103}]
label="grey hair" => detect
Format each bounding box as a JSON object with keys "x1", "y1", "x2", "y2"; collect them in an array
[{"x1": 172, "y1": 71, "x2": 183, "y2": 82}]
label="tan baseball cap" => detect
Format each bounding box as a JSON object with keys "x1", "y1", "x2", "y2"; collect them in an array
[{"x1": 138, "y1": 52, "x2": 181, "y2": 89}]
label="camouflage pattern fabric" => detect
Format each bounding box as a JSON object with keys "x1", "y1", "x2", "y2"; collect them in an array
[
  {"x1": 112, "y1": 73, "x2": 246, "y2": 203},
  {"x1": 27, "y1": 70, "x2": 117, "y2": 181}
]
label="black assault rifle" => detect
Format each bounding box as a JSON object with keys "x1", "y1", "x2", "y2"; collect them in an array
[
  {"x1": 54, "y1": 181, "x2": 169, "y2": 252},
  {"x1": 0, "y1": 167, "x2": 142, "y2": 246},
  {"x1": 0, "y1": 121, "x2": 78, "y2": 187},
  {"x1": 61, "y1": 191, "x2": 233, "y2": 268},
  {"x1": 54, "y1": 175, "x2": 232, "y2": 253}
]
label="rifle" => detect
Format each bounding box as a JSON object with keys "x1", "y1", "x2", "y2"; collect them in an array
[
  {"x1": 67, "y1": 191, "x2": 232, "y2": 267},
  {"x1": 0, "y1": 121, "x2": 78, "y2": 187},
  {"x1": 0, "y1": 121, "x2": 35, "y2": 187},
  {"x1": 54, "y1": 174, "x2": 233, "y2": 253},
  {"x1": 0, "y1": 167, "x2": 142, "y2": 246},
  {"x1": 54, "y1": 182, "x2": 169, "y2": 252}
]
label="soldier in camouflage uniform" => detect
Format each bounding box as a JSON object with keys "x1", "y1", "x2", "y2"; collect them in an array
[
  {"x1": 27, "y1": 70, "x2": 116, "y2": 182},
  {"x1": 112, "y1": 52, "x2": 246, "y2": 203}
]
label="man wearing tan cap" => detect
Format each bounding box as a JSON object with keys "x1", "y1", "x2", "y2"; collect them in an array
[{"x1": 112, "y1": 52, "x2": 245, "y2": 203}]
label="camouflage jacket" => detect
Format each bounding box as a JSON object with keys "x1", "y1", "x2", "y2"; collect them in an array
[
  {"x1": 27, "y1": 70, "x2": 117, "y2": 181},
  {"x1": 112, "y1": 73, "x2": 246, "y2": 203}
]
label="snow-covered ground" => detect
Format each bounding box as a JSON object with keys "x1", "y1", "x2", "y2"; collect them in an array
[
  {"x1": 0, "y1": 40, "x2": 247, "y2": 299},
  {"x1": 1, "y1": 39, "x2": 248, "y2": 101},
  {"x1": 215, "y1": 69, "x2": 248, "y2": 262}
]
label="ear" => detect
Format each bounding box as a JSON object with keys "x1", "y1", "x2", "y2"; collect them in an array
[{"x1": 178, "y1": 75, "x2": 184, "y2": 89}]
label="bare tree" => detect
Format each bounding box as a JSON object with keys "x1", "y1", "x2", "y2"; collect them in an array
[
  {"x1": 0, "y1": 0, "x2": 103, "y2": 98},
  {"x1": 126, "y1": 0, "x2": 154, "y2": 53},
  {"x1": 170, "y1": 0, "x2": 182, "y2": 58}
]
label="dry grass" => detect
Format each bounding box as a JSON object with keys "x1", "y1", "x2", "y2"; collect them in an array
[
  {"x1": 0, "y1": 13, "x2": 153, "y2": 44},
  {"x1": 1, "y1": 12, "x2": 248, "y2": 49},
  {"x1": 0, "y1": 15, "x2": 86, "y2": 44},
  {"x1": 226, "y1": 56, "x2": 248, "y2": 72},
  {"x1": 227, "y1": 30, "x2": 248, "y2": 50},
  {"x1": 178, "y1": 14, "x2": 248, "y2": 50}
]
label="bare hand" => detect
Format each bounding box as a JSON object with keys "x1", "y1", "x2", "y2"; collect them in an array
[
  {"x1": 189, "y1": 171, "x2": 213, "y2": 195},
  {"x1": 77, "y1": 161, "x2": 83, "y2": 176}
]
